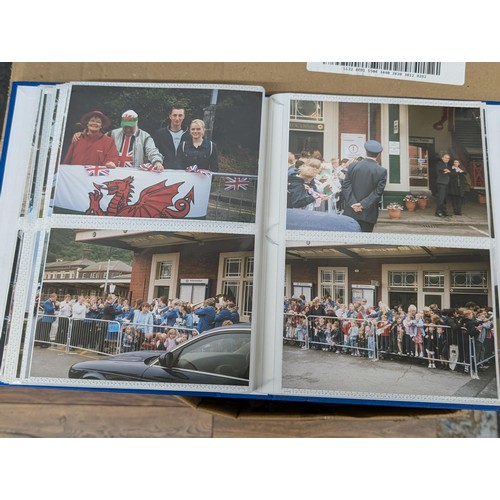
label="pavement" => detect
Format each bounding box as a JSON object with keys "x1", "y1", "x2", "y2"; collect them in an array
[
  {"x1": 282, "y1": 344, "x2": 498, "y2": 401},
  {"x1": 375, "y1": 194, "x2": 490, "y2": 237}
]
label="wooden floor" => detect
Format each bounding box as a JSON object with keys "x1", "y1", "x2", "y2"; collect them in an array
[{"x1": 0, "y1": 385, "x2": 497, "y2": 437}]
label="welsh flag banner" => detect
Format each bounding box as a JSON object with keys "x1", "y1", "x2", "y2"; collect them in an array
[{"x1": 54, "y1": 165, "x2": 213, "y2": 218}]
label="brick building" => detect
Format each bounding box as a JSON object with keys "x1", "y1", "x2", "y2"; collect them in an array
[
  {"x1": 74, "y1": 230, "x2": 255, "y2": 321},
  {"x1": 285, "y1": 244, "x2": 491, "y2": 311},
  {"x1": 42, "y1": 258, "x2": 132, "y2": 299}
]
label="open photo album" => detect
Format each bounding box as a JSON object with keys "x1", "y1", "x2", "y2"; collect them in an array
[{"x1": 0, "y1": 81, "x2": 499, "y2": 410}]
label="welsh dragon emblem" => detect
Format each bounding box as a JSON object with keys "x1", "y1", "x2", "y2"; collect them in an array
[{"x1": 85, "y1": 176, "x2": 194, "y2": 218}]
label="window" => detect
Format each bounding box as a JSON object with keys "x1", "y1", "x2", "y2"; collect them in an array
[
  {"x1": 175, "y1": 332, "x2": 250, "y2": 379},
  {"x1": 149, "y1": 253, "x2": 180, "y2": 302},
  {"x1": 424, "y1": 271, "x2": 444, "y2": 289},
  {"x1": 157, "y1": 261, "x2": 172, "y2": 280},
  {"x1": 318, "y1": 268, "x2": 347, "y2": 303},
  {"x1": 451, "y1": 271, "x2": 488, "y2": 289},
  {"x1": 90, "y1": 272, "x2": 97, "y2": 279},
  {"x1": 389, "y1": 271, "x2": 417, "y2": 288},
  {"x1": 290, "y1": 100, "x2": 324, "y2": 122},
  {"x1": 219, "y1": 253, "x2": 254, "y2": 320}
]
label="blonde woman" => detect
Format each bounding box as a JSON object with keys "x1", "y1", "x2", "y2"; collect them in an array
[{"x1": 180, "y1": 119, "x2": 219, "y2": 172}]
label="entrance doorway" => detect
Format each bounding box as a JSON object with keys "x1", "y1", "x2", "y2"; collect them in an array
[
  {"x1": 424, "y1": 293, "x2": 443, "y2": 309},
  {"x1": 388, "y1": 291, "x2": 417, "y2": 311},
  {"x1": 408, "y1": 137, "x2": 435, "y2": 193}
]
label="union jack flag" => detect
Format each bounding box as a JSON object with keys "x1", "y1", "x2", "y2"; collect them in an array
[
  {"x1": 224, "y1": 177, "x2": 249, "y2": 191},
  {"x1": 186, "y1": 165, "x2": 211, "y2": 177},
  {"x1": 139, "y1": 163, "x2": 160, "y2": 172},
  {"x1": 117, "y1": 135, "x2": 134, "y2": 168},
  {"x1": 84, "y1": 165, "x2": 109, "y2": 176}
]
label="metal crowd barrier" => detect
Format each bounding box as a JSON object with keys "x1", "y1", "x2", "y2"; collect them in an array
[
  {"x1": 282, "y1": 313, "x2": 493, "y2": 378},
  {"x1": 209, "y1": 173, "x2": 258, "y2": 223},
  {"x1": 34, "y1": 314, "x2": 201, "y2": 356}
]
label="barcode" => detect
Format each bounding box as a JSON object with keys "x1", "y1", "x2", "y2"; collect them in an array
[
  {"x1": 307, "y1": 62, "x2": 465, "y2": 86},
  {"x1": 327, "y1": 62, "x2": 442, "y2": 76}
]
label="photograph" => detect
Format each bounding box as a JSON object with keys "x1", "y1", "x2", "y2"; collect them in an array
[
  {"x1": 281, "y1": 242, "x2": 498, "y2": 400},
  {"x1": 28, "y1": 227, "x2": 255, "y2": 386},
  {"x1": 52, "y1": 83, "x2": 264, "y2": 223},
  {"x1": 285, "y1": 97, "x2": 489, "y2": 237}
]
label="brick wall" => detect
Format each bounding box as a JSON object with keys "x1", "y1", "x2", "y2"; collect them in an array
[{"x1": 128, "y1": 237, "x2": 254, "y2": 302}]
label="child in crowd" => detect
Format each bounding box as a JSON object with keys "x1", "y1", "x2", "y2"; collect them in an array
[
  {"x1": 153, "y1": 332, "x2": 167, "y2": 350},
  {"x1": 413, "y1": 312, "x2": 425, "y2": 358},
  {"x1": 296, "y1": 316, "x2": 307, "y2": 348},
  {"x1": 365, "y1": 321, "x2": 375, "y2": 358},
  {"x1": 121, "y1": 325, "x2": 135, "y2": 353},
  {"x1": 425, "y1": 323, "x2": 438, "y2": 368},
  {"x1": 165, "y1": 329, "x2": 178, "y2": 352},
  {"x1": 396, "y1": 324, "x2": 405, "y2": 355},
  {"x1": 437, "y1": 326, "x2": 448, "y2": 369},
  {"x1": 176, "y1": 331, "x2": 190, "y2": 345},
  {"x1": 285, "y1": 312, "x2": 297, "y2": 340},
  {"x1": 348, "y1": 320, "x2": 359, "y2": 356},
  {"x1": 141, "y1": 332, "x2": 155, "y2": 350},
  {"x1": 331, "y1": 319, "x2": 342, "y2": 353}
]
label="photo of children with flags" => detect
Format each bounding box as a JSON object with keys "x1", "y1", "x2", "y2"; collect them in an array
[{"x1": 53, "y1": 83, "x2": 264, "y2": 223}]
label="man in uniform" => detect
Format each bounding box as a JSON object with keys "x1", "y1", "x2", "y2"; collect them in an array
[{"x1": 341, "y1": 140, "x2": 387, "y2": 232}]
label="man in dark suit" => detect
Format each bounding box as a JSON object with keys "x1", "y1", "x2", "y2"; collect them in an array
[
  {"x1": 435, "y1": 152, "x2": 451, "y2": 217},
  {"x1": 341, "y1": 140, "x2": 387, "y2": 232}
]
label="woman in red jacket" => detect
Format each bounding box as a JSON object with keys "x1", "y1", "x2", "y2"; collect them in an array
[{"x1": 63, "y1": 110, "x2": 119, "y2": 167}]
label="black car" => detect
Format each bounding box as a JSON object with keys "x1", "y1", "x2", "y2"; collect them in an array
[{"x1": 68, "y1": 324, "x2": 251, "y2": 385}]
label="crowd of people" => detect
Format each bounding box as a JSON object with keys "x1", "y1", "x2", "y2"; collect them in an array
[
  {"x1": 35, "y1": 293, "x2": 240, "y2": 354},
  {"x1": 63, "y1": 104, "x2": 219, "y2": 173},
  {"x1": 286, "y1": 146, "x2": 473, "y2": 232},
  {"x1": 283, "y1": 295, "x2": 495, "y2": 371},
  {"x1": 287, "y1": 140, "x2": 387, "y2": 232}
]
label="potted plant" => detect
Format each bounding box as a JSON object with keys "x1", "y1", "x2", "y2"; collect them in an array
[
  {"x1": 387, "y1": 202, "x2": 403, "y2": 219},
  {"x1": 416, "y1": 194, "x2": 428, "y2": 209},
  {"x1": 403, "y1": 194, "x2": 418, "y2": 212}
]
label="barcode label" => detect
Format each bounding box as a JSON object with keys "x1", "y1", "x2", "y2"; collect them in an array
[{"x1": 307, "y1": 62, "x2": 465, "y2": 85}]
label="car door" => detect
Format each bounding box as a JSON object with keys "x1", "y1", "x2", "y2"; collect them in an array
[{"x1": 143, "y1": 330, "x2": 250, "y2": 385}]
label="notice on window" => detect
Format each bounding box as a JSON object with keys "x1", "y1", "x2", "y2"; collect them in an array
[{"x1": 307, "y1": 62, "x2": 466, "y2": 86}]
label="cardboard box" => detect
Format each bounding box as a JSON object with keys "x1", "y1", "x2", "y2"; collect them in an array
[{"x1": 2, "y1": 62, "x2": 498, "y2": 435}]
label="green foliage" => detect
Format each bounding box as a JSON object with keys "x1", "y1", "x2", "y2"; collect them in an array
[{"x1": 46, "y1": 228, "x2": 133, "y2": 264}]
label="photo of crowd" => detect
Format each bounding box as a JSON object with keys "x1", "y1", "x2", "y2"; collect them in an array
[
  {"x1": 283, "y1": 295, "x2": 495, "y2": 373},
  {"x1": 279, "y1": 242, "x2": 497, "y2": 398}
]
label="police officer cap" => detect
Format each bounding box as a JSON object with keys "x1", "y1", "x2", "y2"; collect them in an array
[{"x1": 364, "y1": 140, "x2": 383, "y2": 154}]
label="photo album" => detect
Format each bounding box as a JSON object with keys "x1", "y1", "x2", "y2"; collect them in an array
[{"x1": 0, "y1": 80, "x2": 499, "y2": 410}]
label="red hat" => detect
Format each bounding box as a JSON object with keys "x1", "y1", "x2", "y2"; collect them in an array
[{"x1": 80, "y1": 110, "x2": 111, "y2": 130}]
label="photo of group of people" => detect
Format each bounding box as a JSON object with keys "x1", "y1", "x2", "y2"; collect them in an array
[{"x1": 53, "y1": 83, "x2": 264, "y2": 223}]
